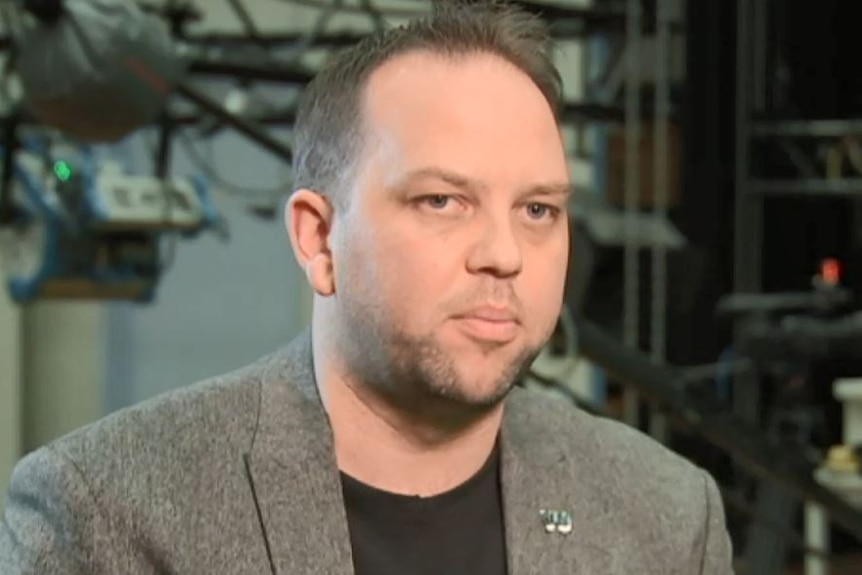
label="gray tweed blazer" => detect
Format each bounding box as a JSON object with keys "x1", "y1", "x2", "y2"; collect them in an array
[{"x1": 1, "y1": 329, "x2": 734, "y2": 574}]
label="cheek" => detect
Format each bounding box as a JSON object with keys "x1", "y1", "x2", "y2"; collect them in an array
[
  {"x1": 354, "y1": 225, "x2": 457, "y2": 329},
  {"x1": 377, "y1": 237, "x2": 453, "y2": 308},
  {"x1": 336, "y1": 224, "x2": 385, "y2": 307},
  {"x1": 521, "y1": 240, "x2": 568, "y2": 330}
]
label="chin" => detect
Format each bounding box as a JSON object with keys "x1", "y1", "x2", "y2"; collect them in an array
[
  {"x1": 440, "y1": 364, "x2": 522, "y2": 405},
  {"x1": 434, "y1": 384, "x2": 512, "y2": 412},
  {"x1": 466, "y1": 383, "x2": 517, "y2": 405}
]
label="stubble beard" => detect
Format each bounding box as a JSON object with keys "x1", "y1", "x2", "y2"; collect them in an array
[{"x1": 337, "y1": 293, "x2": 544, "y2": 428}]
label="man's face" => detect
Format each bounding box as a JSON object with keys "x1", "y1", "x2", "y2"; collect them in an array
[{"x1": 330, "y1": 51, "x2": 570, "y2": 417}]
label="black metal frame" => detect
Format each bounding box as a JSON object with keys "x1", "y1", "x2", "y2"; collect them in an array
[
  {"x1": 576, "y1": 315, "x2": 862, "y2": 541},
  {"x1": 734, "y1": 0, "x2": 862, "y2": 569},
  {"x1": 1, "y1": 0, "x2": 861, "y2": 556}
]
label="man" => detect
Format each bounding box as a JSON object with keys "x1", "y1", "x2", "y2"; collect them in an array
[{"x1": 1, "y1": 1, "x2": 734, "y2": 574}]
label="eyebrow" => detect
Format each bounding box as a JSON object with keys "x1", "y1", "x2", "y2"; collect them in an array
[
  {"x1": 392, "y1": 166, "x2": 573, "y2": 199},
  {"x1": 524, "y1": 182, "x2": 574, "y2": 198}
]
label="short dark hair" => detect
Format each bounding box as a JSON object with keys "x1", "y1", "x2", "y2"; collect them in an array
[{"x1": 292, "y1": 0, "x2": 562, "y2": 208}]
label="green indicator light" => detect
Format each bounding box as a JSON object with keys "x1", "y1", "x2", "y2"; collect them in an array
[{"x1": 53, "y1": 161, "x2": 72, "y2": 182}]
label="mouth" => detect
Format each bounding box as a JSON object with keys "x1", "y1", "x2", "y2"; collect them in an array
[{"x1": 452, "y1": 307, "x2": 520, "y2": 343}]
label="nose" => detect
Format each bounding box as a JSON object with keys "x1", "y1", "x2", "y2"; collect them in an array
[{"x1": 465, "y1": 213, "x2": 523, "y2": 278}]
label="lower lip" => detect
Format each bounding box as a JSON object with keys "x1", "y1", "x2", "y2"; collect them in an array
[{"x1": 455, "y1": 317, "x2": 519, "y2": 343}]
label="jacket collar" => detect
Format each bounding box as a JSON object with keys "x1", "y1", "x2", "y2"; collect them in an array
[{"x1": 245, "y1": 329, "x2": 615, "y2": 575}]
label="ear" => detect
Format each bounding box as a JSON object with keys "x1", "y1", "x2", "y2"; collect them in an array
[{"x1": 285, "y1": 189, "x2": 336, "y2": 297}]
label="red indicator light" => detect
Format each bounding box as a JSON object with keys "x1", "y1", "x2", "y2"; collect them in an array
[{"x1": 821, "y1": 258, "x2": 841, "y2": 285}]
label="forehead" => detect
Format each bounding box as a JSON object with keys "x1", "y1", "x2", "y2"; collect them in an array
[{"x1": 359, "y1": 51, "x2": 567, "y2": 186}]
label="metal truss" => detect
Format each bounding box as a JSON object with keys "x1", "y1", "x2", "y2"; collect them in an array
[{"x1": 6, "y1": 0, "x2": 861, "y2": 564}]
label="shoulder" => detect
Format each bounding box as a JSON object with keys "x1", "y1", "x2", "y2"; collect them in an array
[
  {"x1": 507, "y1": 386, "x2": 706, "y2": 482},
  {"x1": 14, "y1": 330, "x2": 316, "y2": 505},
  {"x1": 1, "y1": 337, "x2": 317, "y2": 571},
  {"x1": 506, "y1": 387, "x2": 715, "y2": 537},
  {"x1": 27, "y1": 349, "x2": 283, "y2": 498}
]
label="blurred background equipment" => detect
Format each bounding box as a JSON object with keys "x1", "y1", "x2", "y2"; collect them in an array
[
  {"x1": 2, "y1": 0, "x2": 862, "y2": 574},
  {"x1": 0, "y1": 132, "x2": 220, "y2": 302},
  {"x1": 13, "y1": 0, "x2": 185, "y2": 142}
]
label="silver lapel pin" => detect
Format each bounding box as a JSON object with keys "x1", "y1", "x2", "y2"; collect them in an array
[{"x1": 540, "y1": 509, "x2": 573, "y2": 534}]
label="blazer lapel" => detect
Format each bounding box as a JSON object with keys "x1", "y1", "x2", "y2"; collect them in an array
[
  {"x1": 242, "y1": 333, "x2": 618, "y2": 575},
  {"x1": 500, "y1": 389, "x2": 617, "y2": 575},
  {"x1": 244, "y1": 330, "x2": 355, "y2": 575}
]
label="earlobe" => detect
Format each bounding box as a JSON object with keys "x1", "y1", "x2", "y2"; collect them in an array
[
  {"x1": 307, "y1": 253, "x2": 335, "y2": 296},
  {"x1": 285, "y1": 189, "x2": 336, "y2": 296}
]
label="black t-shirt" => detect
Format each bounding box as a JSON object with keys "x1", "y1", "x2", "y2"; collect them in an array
[{"x1": 340, "y1": 445, "x2": 508, "y2": 575}]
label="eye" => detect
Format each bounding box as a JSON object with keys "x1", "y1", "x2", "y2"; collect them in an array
[
  {"x1": 423, "y1": 195, "x2": 451, "y2": 210},
  {"x1": 413, "y1": 194, "x2": 468, "y2": 216},
  {"x1": 524, "y1": 202, "x2": 559, "y2": 221}
]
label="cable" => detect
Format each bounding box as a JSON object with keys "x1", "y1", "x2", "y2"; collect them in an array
[
  {"x1": 156, "y1": 120, "x2": 179, "y2": 274},
  {"x1": 225, "y1": 0, "x2": 266, "y2": 48},
  {"x1": 279, "y1": 0, "x2": 347, "y2": 65},
  {"x1": 177, "y1": 129, "x2": 290, "y2": 199},
  {"x1": 137, "y1": 126, "x2": 228, "y2": 273}
]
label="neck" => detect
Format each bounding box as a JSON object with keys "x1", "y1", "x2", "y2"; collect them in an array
[{"x1": 312, "y1": 326, "x2": 504, "y2": 497}]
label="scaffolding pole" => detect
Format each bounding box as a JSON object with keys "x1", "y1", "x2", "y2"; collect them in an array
[
  {"x1": 733, "y1": 0, "x2": 765, "y2": 427},
  {"x1": 622, "y1": 0, "x2": 642, "y2": 427},
  {"x1": 648, "y1": 0, "x2": 671, "y2": 443}
]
